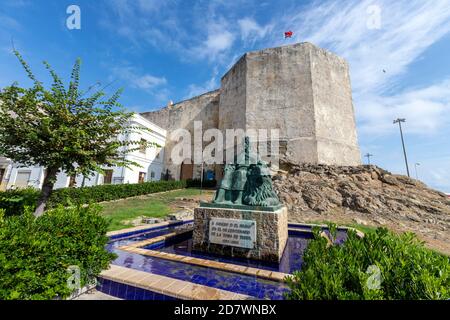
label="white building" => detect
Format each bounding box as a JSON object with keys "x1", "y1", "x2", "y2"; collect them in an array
[{"x1": 0, "y1": 114, "x2": 166, "y2": 190}]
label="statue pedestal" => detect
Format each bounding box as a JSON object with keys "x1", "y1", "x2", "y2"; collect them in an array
[{"x1": 192, "y1": 204, "x2": 288, "y2": 263}]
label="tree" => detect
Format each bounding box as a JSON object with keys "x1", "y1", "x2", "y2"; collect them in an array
[{"x1": 0, "y1": 51, "x2": 155, "y2": 217}]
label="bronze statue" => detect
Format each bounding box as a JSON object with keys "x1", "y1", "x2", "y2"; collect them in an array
[
  {"x1": 243, "y1": 161, "x2": 280, "y2": 206},
  {"x1": 212, "y1": 137, "x2": 280, "y2": 207},
  {"x1": 212, "y1": 164, "x2": 235, "y2": 204}
]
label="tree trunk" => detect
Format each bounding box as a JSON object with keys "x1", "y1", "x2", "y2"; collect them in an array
[{"x1": 34, "y1": 167, "x2": 59, "y2": 217}]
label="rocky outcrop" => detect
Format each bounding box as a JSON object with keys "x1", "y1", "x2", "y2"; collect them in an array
[{"x1": 273, "y1": 162, "x2": 450, "y2": 255}]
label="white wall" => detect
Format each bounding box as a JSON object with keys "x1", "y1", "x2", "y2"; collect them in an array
[{"x1": 2, "y1": 114, "x2": 167, "y2": 190}]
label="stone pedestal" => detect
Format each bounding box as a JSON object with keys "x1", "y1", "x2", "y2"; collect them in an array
[{"x1": 193, "y1": 205, "x2": 288, "y2": 263}]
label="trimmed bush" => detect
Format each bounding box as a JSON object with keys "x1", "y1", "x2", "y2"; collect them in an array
[
  {"x1": 0, "y1": 188, "x2": 39, "y2": 216},
  {"x1": 186, "y1": 179, "x2": 217, "y2": 189},
  {"x1": 0, "y1": 180, "x2": 187, "y2": 213},
  {"x1": 47, "y1": 180, "x2": 186, "y2": 207},
  {"x1": 0, "y1": 205, "x2": 116, "y2": 300},
  {"x1": 285, "y1": 227, "x2": 450, "y2": 300}
]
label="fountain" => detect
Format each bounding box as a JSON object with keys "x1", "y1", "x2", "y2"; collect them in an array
[{"x1": 193, "y1": 137, "x2": 288, "y2": 262}]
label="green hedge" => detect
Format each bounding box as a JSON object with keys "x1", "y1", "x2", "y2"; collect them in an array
[
  {"x1": 47, "y1": 180, "x2": 186, "y2": 207},
  {"x1": 0, "y1": 205, "x2": 116, "y2": 300},
  {"x1": 0, "y1": 188, "x2": 39, "y2": 216},
  {"x1": 186, "y1": 179, "x2": 217, "y2": 189},
  {"x1": 285, "y1": 226, "x2": 450, "y2": 300},
  {"x1": 0, "y1": 180, "x2": 187, "y2": 214}
]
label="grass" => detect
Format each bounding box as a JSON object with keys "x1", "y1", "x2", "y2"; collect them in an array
[
  {"x1": 100, "y1": 188, "x2": 377, "y2": 234},
  {"x1": 101, "y1": 188, "x2": 213, "y2": 231},
  {"x1": 307, "y1": 220, "x2": 378, "y2": 235}
]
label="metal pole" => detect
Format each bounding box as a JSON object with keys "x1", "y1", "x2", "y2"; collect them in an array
[
  {"x1": 364, "y1": 153, "x2": 373, "y2": 165},
  {"x1": 200, "y1": 162, "x2": 204, "y2": 195},
  {"x1": 414, "y1": 163, "x2": 420, "y2": 180},
  {"x1": 393, "y1": 118, "x2": 410, "y2": 177}
]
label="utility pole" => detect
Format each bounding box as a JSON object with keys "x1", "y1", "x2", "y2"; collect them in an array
[
  {"x1": 393, "y1": 118, "x2": 410, "y2": 177},
  {"x1": 414, "y1": 163, "x2": 420, "y2": 180},
  {"x1": 364, "y1": 153, "x2": 374, "y2": 165},
  {"x1": 200, "y1": 162, "x2": 204, "y2": 195}
]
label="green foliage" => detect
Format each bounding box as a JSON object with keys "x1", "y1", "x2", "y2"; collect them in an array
[
  {"x1": 286, "y1": 227, "x2": 450, "y2": 300},
  {"x1": 0, "y1": 180, "x2": 187, "y2": 215},
  {"x1": 0, "y1": 51, "x2": 142, "y2": 177},
  {"x1": 186, "y1": 179, "x2": 217, "y2": 189},
  {"x1": 0, "y1": 51, "x2": 156, "y2": 214},
  {"x1": 0, "y1": 188, "x2": 40, "y2": 216},
  {"x1": 46, "y1": 180, "x2": 187, "y2": 208},
  {"x1": 0, "y1": 205, "x2": 116, "y2": 300}
]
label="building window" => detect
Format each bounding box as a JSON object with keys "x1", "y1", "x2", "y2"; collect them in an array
[
  {"x1": 150, "y1": 171, "x2": 155, "y2": 180},
  {"x1": 103, "y1": 170, "x2": 113, "y2": 184},
  {"x1": 138, "y1": 172, "x2": 146, "y2": 184},
  {"x1": 139, "y1": 138, "x2": 147, "y2": 154},
  {"x1": 15, "y1": 171, "x2": 31, "y2": 189},
  {"x1": 69, "y1": 175, "x2": 76, "y2": 188}
]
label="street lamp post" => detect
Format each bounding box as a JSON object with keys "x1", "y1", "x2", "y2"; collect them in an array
[
  {"x1": 414, "y1": 163, "x2": 420, "y2": 180},
  {"x1": 200, "y1": 161, "x2": 204, "y2": 195},
  {"x1": 364, "y1": 153, "x2": 374, "y2": 165},
  {"x1": 393, "y1": 118, "x2": 410, "y2": 177}
]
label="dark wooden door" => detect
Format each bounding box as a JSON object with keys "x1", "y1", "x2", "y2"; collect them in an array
[
  {"x1": 180, "y1": 162, "x2": 193, "y2": 180},
  {"x1": 104, "y1": 170, "x2": 113, "y2": 184}
]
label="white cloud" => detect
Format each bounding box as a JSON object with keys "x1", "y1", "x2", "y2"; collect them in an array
[
  {"x1": 357, "y1": 79, "x2": 450, "y2": 135},
  {"x1": 185, "y1": 68, "x2": 219, "y2": 99},
  {"x1": 254, "y1": 0, "x2": 450, "y2": 136},
  {"x1": 190, "y1": 21, "x2": 235, "y2": 62},
  {"x1": 0, "y1": 13, "x2": 21, "y2": 30},
  {"x1": 111, "y1": 66, "x2": 167, "y2": 94},
  {"x1": 137, "y1": 0, "x2": 167, "y2": 12},
  {"x1": 133, "y1": 74, "x2": 167, "y2": 89},
  {"x1": 238, "y1": 18, "x2": 273, "y2": 44},
  {"x1": 269, "y1": 0, "x2": 450, "y2": 95}
]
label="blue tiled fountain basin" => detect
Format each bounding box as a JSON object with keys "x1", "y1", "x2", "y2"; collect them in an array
[{"x1": 103, "y1": 220, "x2": 348, "y2": 300}]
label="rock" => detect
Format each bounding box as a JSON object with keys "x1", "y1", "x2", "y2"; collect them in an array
[
  {"x1": 274, "y1": 161, "x2": 450, "y2": 248},
  {"x1": 142, "y1": 217, "x2": 162, "y2": 224},
  {"x1": 353, "y1": 218, "x2": 369, "y2": 226}
]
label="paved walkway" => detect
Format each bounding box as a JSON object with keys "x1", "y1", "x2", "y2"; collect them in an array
[{"x1": 74, "y1": 289, "x2": 121, "y2": 300}]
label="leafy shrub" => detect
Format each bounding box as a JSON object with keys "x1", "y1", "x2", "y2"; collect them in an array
[
  {"x1": 186, "y1": 179, "x2": 217, "y2": 189},
  {"x1": 286, "y1": 227, "x2": 450, "y2": 300},
  {"x1": 0, "y1": 188, "x2": 40, "y2": 216},
  {"x1": 0, "y1": 205, "x2": 116, "y2": 300},
  {"x1": 46, "y1": 180, "x2": 187, "y2": 208}
]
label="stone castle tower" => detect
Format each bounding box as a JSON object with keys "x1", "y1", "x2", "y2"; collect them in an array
[{"x1": 141, "y1": 42, "x2": 361, "y2": 181}]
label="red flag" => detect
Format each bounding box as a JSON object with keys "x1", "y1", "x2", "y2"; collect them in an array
[{"x1": 284, "y1": 31, "x2": 293, "y2": 38}]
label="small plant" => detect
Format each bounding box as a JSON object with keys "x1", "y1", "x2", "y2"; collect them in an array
[
  {"x1": 0, "y1": 188, "x2": 40, "y2": 216},
  {"x1": 0, "y1": 205, "x2": 116, "y2": 300},
  {"x1": 285, "y1": 227, "x2": 449, "y2": 300}
]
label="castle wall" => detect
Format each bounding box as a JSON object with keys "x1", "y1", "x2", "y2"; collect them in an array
[
  {"x1": 141, "y1": 42, "x2": 362, "y2": 179},
  {"x1": 244, "y1": 43, "x2": 318, "y2": 164},
  {"x1": 310, "y1": 45, "x2": 361, "y2": 165},
  {"x1": 141, "y1": 90, "x2": 220, "y2": 180},
  {"x1": 219, "y1": 55, "x2": 247, "y2": 131}
]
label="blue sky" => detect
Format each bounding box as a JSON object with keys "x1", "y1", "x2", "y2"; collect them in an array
[{"x1": 1, "y1": 0, "x2": 450, "y2": 192}]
